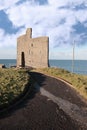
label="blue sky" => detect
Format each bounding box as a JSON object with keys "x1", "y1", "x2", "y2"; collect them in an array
[{"x1": 0, "y1": 0, "x2": 87, "y2": 59}]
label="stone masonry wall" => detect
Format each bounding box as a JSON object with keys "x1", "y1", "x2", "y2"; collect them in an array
[{"x1": 17, "y1": 28, "x2": 49, "y2": 68}]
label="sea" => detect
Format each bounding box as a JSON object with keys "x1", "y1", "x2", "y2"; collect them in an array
[{"x1": 0, "y1": 59, "x2": 87, "y2": 75}]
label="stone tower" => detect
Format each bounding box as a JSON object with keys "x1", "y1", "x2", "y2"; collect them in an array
[{"x1": 17, "y1": 28, "x2": 49, "y2": 68}]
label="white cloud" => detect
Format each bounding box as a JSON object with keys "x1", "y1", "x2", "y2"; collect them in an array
[
  {"x1": 5, "y1": 2, "x2": 75, "y2": 49},
  {"x1": 48, "y1": 0, "x2": 87, "y2": 7},
  {"x1": 0, "y1": 0, "x2": 87, "y2": 59},
  {"x1": 6, "y1": 0, "x2": 87, "y2": 46},
  {"x1": 0, "y1": 0, "x2": 20, "y2": 10},
  {"x1": 75, "y1": 10, "x2": 87, "y2": 23},
  {"x1": 0, "y1": 28, "x2": 26, "y2": 48},
  {"x1": 0, "y1": 29, "x2": 15, "y2": 48},
  {"x1": 0, "y1": 29, "x2": 5, "y2": 47}
]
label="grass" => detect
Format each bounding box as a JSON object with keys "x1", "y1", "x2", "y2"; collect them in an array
[
  {"x1": 0, "y1": 67, "x2": 87, "y2": 107},
  {"x1": 0, "y1": 68, "x2": 30, "y2": 107},
  {"x1": 33, "y1": 67, "x2": 87, "y2": 100}
]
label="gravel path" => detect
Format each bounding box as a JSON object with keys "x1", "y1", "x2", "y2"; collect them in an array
[{"x1": 0, "y1": 71, "x2": 87, "y2": 130}]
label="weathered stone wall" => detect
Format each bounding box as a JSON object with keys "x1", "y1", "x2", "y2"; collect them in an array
[{"x1": 17, "y1": 28, "x2": 49, "y2": 68}]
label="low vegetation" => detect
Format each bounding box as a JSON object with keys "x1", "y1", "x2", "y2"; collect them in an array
[
  {"x1": 0, "y1": 68, "x2": 30, "y2": 107},
  {"x1": 34, "y1": 67, "x2": 87, "y2": 99},
  {"x1": 0, "y1": 67, "x2": 87, "y2": 108}
]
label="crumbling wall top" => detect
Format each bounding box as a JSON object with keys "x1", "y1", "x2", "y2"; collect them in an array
[{"x1": 26, "y1": 28, "x2": 32, "y2": 38}]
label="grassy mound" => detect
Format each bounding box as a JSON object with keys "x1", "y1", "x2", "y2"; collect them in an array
[
  {"x1": 34, "y1": 67, "x2": 87, "y2": 99},
  {"x1": 0, "y1": 68, "x2": 30, "y2": 107}
]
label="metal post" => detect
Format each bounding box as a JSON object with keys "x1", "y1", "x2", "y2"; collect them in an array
[{"x1": 72, "y1": 40, "x2": 75, "y2": 73}]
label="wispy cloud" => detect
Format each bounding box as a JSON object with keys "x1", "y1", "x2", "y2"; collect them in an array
[
  {"x1": 5, "y1": 0, "x2": 87, "y2": 46},
  {"x1": 0, "y1": 0, "x2": 87, "y2": 59},
  {"x1": 0, "y1": 0, "x2": 19, "y2": 10}
]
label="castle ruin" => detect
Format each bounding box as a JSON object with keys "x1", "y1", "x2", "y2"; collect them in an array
[{"x1": 17, "y1": 28, "x2": 49, "y2": 68}]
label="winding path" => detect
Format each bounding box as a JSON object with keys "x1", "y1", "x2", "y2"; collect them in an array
[
  {"x1": 0, "y1": 71, "x2": 87, "y2": 130},
  {"x1": 29, "y1": 72, "x2": 87, "y2": 128}
]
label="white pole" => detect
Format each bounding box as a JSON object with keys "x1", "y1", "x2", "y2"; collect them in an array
[{"x1": 72, "y1": 40, "x2": 75, "y2": 73}]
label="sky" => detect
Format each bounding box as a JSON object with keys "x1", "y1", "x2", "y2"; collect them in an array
[{"x1": 0, "y1": 0, "x2": 87, "y2": 59}]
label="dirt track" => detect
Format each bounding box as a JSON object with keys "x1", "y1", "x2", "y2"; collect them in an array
[{"x1": 0, "y1": 72, "x2": 87, "y2": 130}]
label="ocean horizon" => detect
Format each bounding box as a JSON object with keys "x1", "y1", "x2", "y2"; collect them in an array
[
  {"x1": 49, "y1": 59, "x2": 87, "y2": 75},
  {"x1": 0, "y1": 59, "x2": 87, "y2": 75}
]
